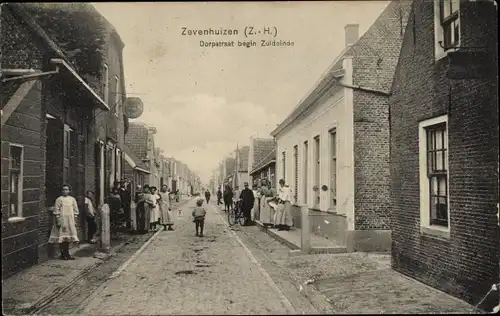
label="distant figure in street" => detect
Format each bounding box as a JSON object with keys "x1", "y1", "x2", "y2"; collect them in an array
[
  {"x1": 159, "y1": 185, "x2": 174, "y2": 231},
  {"x1": 216, "y1": 188, "x2": 222, "y2": 206},
  {"x1": 239, "y1": 182, "x2": 255, "y2": 226},
  {"x1": 192, "y1": 198, "x2": 207, "y2": 237},
  {"x1": 85, "y1": 190, "x2": 98, "y2": 243},
  {"x1": 205, "y1": 189, "x2": 211, "y2": 204},
  {"x1": 49, "y1": 184, "x2": 79, "y2": 260},
  {"x1": 223, "y1": 185, "x2": 233, "y2": 212}
]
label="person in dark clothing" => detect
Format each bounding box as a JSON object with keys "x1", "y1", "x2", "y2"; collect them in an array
[
  {"x1": 223, "y1": 185, "x2": 233, "y2": 213},
  {"x1": 205, "y1": 189, "x2": 211, "y2": 204},
  {"x1": 84, "y1": 190, "x2": 98, "y2": 243},
  {"x1": 239, "y1": 182, "x2": 255, "y2": 226},
  {"x1": 216, "y1": 188, "x2": 222, "y2": 205},
  {"x1": 119, "y1": 180, "x2": 132, "y2": 229}
]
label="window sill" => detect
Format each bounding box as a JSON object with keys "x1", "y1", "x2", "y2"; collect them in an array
[
  {"x1": 8, "y1": 217, "x2": 26, "y2": 223},
  {"x1": 421, "y1": 225, "x2": 450, "y2": 240}
]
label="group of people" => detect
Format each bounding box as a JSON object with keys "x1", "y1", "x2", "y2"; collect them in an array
[
  {"x1": 217, "y1": 182, "x2": 256, "y2": 226},
  {"x1": 257, "y1": 178, "x2": 293, "y2": 231},
  {"x1": 134, "y1": 184, "x2": 175, "y2": 233}
]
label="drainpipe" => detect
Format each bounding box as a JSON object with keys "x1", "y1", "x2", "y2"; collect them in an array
[
  {"x1": 1, "y1": 66, "x2": 60, "y2": 83},
  {"x1": 1, "y1": 69, "x2": 37, "y2": 76}
]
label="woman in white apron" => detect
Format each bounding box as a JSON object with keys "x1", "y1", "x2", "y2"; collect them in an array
[
  {"x1": 259, "y1": 180, "x2": 276, "y2": 227},
  {"x1": 159, "y1": 185, "x2": 175, "y2": 231}
]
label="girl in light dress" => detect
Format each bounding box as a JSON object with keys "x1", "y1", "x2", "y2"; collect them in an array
[
  {"x1": 48, "y1": 184, "x2": 80, "y2": 260},
  {"x1": 150, "y1": 186, "x2": 161, "y2": 231},
  {"x1": 159, "y1": 185, "x2": 175, "y2": 231}
]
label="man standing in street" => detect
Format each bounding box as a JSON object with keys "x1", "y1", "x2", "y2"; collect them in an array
[
  {"x1": 239, "y1": 182, "x2": 255, "y2": 226},
  {"x1": 205, "y1": 189, "x2": 211, "y2": 204},
  {"x1": 216, "y1": 187, "x2": 222, "y2": 206}
]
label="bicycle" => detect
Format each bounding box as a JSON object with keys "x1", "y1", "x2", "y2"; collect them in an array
[{"x1": 228, "y1": 200, "x2": 246, "y2": 226}]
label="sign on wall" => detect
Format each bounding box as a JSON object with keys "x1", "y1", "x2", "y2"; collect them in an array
[{"x1": 124, "y1": 97, "x2": 144, "y2": 119}]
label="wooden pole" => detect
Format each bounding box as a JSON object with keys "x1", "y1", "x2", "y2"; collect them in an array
[
  {"x1": 100, "y1": 203, "x2": 111, "y2": 253},
  {"x1": 300, "y1": 204, "x2": 311, "y2": 254}
]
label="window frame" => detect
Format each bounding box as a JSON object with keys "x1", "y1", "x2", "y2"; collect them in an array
[
  {"x1": 419, "y1": 115, "x2": 450, "y2": 238},
  {"x1": 114, "y1": 75, "x2": 121, "y2": 117},
  {"x1": 8, "y1": 144, "x2": 24, "y2": 220},
  {"x1": 434, "y1": 0, "x2": 461, "y2": 60},
  {"x1": 313, "y1": 135, "x2": 321, "y2": 208},
  {"x1": 282, "y1": 151, "x2": 286, "y2": 182},
  {"x1": 303, "y1": 140, "x2": 308, "y2": 205},
  {"x1": 329, "y1": 128, "x2": 337, "y2": 209},
  {"x1": 293, "y1": 145, "x2": 299, "y2": 204},
  {"x1": 102, "y1": 64, "x2": 109, "y2": 105},
  {"x1": 63, "y1": 124, "x2": 73, "y2": 184}
]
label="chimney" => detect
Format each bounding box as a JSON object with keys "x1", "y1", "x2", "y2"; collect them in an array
[{"x1": 344, "y1": 24, "x2": 359, "y2": 47}]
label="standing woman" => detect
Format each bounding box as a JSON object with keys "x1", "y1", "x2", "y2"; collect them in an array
[
  {"x1": 48, "y1": 184, "x2": 79, "y2": 260},
  {"x1": 159, "y1": 185, "x2": 174, "y2": 231},
  {"x1": 142, "y1": 185, "x2": 154, "y2": 232}
]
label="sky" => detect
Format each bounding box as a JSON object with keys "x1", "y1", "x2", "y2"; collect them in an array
[{"x1": 92, "y1": 1, "x2": 389, "y2": 185}]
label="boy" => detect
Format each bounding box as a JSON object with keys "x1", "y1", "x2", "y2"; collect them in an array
[
  {"x1": 192, "y1": 198, "x2": 207, "y2": 237},
  {"x1": 84, "y1": 190, "x2": 98, "y2": 243}
]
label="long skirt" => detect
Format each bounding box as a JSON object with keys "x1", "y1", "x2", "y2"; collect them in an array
[
  {"x1": 144, "y1": 203, "x2": 151, "y2": 227},
  {"x1": 150, "y1": 205, "x2": 159, "y2": 224},
  {"x1": 159, "y1": 203, "x2": 174, "y2": 225},
  {"x1": 136, "y1": 203, "x2": 147, "y2": 232},
  {"x1": 48, "y1": 214, "x2": 79, "y2": 244},
  {"x1": 260, "y1": 197, "x2": 274, "y2": 225},
  {"x1": 276, "y1": 201, "x2": 293, "y2": 226},
  {"x1": 252, "y1": 198, "x2": 260, "y2": 221}
]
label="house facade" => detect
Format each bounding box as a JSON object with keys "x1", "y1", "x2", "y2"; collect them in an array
[
  {"x1": 123, "y1": 144, "x2": 150, "y2": 197},
  {"x1": 270, "y1": 0, "x2": 411, "y2": 252},
  {"x1": 249, "y1": 148, "x2": 277, "y2": 188},
  {"x1": 248, "y1": 137, "x2": 275, "y2": 187},
  {"x1": 389, "y1": 0, "x2": 499, "y2": 311},
  {"x1": 1, "y1": 3, "x2": 128, "y2": 277},
  {"x1": 234, "y1": 146, "x2": 250, "y2": 188}
]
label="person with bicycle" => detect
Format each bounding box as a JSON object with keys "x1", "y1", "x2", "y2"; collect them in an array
[{"x1": 233, "y1": 185, "x2": 241, "y2": 214}]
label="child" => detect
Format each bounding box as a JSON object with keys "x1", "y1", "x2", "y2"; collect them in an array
[
  {"x1": 85, "y1": 190, "x2": 98, "y2": 243},
  {"x1": 192, "y1": 198, "x2": 207, "y2": 237},
  {"x1": 48, "y1": 184, "x2": 79, "y2": 260}
]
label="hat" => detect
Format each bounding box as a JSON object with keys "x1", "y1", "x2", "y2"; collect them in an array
[
  {"x1": 244, "y1": 182, "x2": 249, "y2": 186},
  {"x1": 279, "y1": 179, "x2": 285, "y2": 184}
]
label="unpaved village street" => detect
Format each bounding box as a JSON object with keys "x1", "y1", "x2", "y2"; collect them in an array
[{"x1": 78, "y1": 199, "x2": 296, "y2": 315}]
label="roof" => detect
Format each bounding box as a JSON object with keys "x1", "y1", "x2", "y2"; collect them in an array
[
  {"x1": 237, "y1": 146, "x2": 250, "y2": 172},
  {"x1": 250, "y1": 148, "x2": 276, "y2": 175},
  {"x1": 125, "y1": 122, "x2": 149, "y2": 160},
  {"x1": 271, "y1": 0, "x2": 410, "y2": 137},
  {"x1": 251, "y1": 138, "x2": 275, "y2": 171},
  {"x1": 18, "y1": 3, "x2": 123, "y2": 90},
  {"x1": 123, "y1": 144, "x2": 150, "y2": 174}
]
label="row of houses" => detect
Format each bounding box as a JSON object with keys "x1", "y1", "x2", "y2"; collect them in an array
[
  {"x1": 212, "y1": 0, "x2": 499, "y2": 311},
  {"x1": 1, "y1": 3, "x2": 201, "y2": 279},
  {"x1": 124, "y1": 121, "x2": 202, "y2": 198}
]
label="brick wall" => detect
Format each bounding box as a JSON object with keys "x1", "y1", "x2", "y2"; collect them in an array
[
  {"x1": 351, "y1": 0, "x2": 410, "y2": 231},
  {"x1": 390, "y1": 0, "x2": 499, "y2": 310}
]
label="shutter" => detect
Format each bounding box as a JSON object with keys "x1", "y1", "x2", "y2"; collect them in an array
[{"x1": 95, "y1": 141, "x2": 101, "y2": 205}]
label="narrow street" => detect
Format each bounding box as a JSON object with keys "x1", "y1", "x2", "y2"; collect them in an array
[{"x1": 78, "y1": 199, "x2": 296, "y2": 315}]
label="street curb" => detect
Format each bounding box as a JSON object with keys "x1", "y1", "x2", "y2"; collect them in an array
[
  {"x1": 72, "y1": 199, "x2": 192, "y2": 314},
  {"x1": 25, "y1": 235, "x2": 134, "y2": 316},
  {"x1": 213, "y1": 204, "x2": 297, "y2": 315}
]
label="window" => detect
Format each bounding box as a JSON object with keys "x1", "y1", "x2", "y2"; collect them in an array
[
  {"x1": 419, "y1": 115, "x2": 449, "y2": 232},
  {"x1": 114, "y1": 75, "x2": 121, "y2": 116},
  {"x1": 102, "y1": 64, "x2": 109, "y2": 104},
  {"x1": 63, "y1": 125, "x2": 72, "y2": 184},
  {"x1": 314, "y1": 136, "x2": 320, "y2": 207},
  {"x1": 293, "y1": 145, "x2": 298, "y2": 203},
  {"x1": 9, "y1": 145, "x2": 24, "y2": 218},
  {"x1": 303, "y1": 141, "x2": 308, "y2": 204},
  {"x1": 330, "y1": 129, "x2": 337, "y2": 208},
  {"x1": 434, "y1": 0, "x2": 460, "y2": 58},
  {"x1": 282, "y1": 151, "x2": 286, "y2": 182}
]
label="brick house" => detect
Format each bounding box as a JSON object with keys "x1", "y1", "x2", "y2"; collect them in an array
[
  {"x1": 270, "y1": 0, "x2": 411, "y2": 252},
  {"x1": 247, "y1": 137, "x2": 275, "y2": 187},
  {"x1": 1, "y1": 3, "x2": 129, "y2": 277},
  {"x1": 123, "y1": 144, "x2": 150, "y2": 197},
  {"x1": 234, "y1": 146, "x2": 250, "y2": 188},
  {"x1": 389, "y1": 0, "x2": 498, "y2": 311},
  {"x1": 250, "y1": 148, "x2": 277, "y2": 188}
]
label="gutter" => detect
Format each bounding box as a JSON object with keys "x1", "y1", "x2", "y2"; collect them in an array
[
  {"x1": 134, "y1": 166, "x2": 151, "y2": 174},
  {"x1": 50, "y1": 58, "x2": 110, "y2": 111}
]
